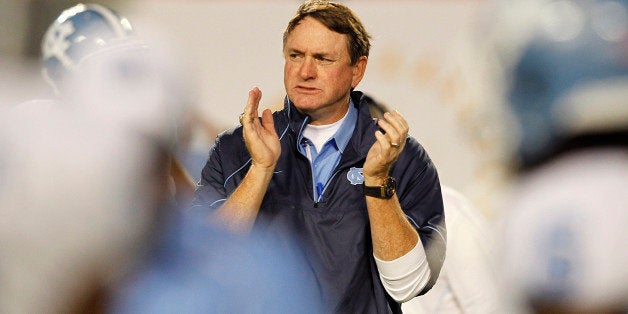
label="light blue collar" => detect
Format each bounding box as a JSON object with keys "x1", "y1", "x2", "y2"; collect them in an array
[{"x1": 330, "y1": 99, "x2": 358, "y2": 152}]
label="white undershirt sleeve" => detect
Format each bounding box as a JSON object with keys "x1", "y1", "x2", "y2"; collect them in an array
[{"x1": 374, "y1": 241, "x2": 431, "y2": 303}]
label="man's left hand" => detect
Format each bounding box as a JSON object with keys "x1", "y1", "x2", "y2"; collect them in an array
[{"x1": 363, "y1": 110, "x2": 409, "y2": 185}]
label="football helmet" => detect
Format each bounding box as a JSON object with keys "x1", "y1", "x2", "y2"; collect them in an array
[
  {"x1": 41, "y1": 3, "x2": 134, "y2": 93},
  {"x1": 507, "y1": 0, "x2": 628, "y2": 169}
]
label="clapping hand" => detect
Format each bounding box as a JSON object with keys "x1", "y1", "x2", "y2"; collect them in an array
[
  {"x1": 363, "y1": 110, "x2": 408, "y2": 183},
  {"x1": 239, "y1": 87, "x2": 281, "y2": 172}
]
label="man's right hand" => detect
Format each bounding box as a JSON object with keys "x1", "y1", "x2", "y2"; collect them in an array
[
  {"x1": 211, "y1": 87, "x2": 280, "y2": 234},
  {"x1": 241, "y1": 87, "x2": 281, "y2": 172}
]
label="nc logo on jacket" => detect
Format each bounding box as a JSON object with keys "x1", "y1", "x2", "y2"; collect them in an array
[{"x1": 347, "y1": 167, "x2": 364, "y2": 185}]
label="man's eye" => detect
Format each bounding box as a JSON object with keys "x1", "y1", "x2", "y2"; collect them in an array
[{"x1": 316, "y1": 57, "x2": 333, "y2": 65}]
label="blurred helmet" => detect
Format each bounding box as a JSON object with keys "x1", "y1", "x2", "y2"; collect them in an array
[
  {"x1": 507, "y1": 0, "x2": 628, "y2": 169},
  {"x1": 40, "y1": 3, "x2": 189, "y2": 147},
  {"x1": 41, "y1": 3, "x2": 134, "y2": 93}
]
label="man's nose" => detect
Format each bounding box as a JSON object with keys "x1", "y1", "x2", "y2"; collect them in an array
[{"x1": 299, "y1": 57, "x2": 317, "y2": 80}]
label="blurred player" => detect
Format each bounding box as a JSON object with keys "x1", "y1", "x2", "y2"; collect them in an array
[
  {"x1": 496, "y1": 0, "x2": 628, "y2": 312},
  {"x1": 0, "y1": 3, "x2": 195, "y2": 312},
  {"x1": 0, "y1": 67, "x2": 163, "y2": 314},
  {"x1": 37, "y1": 2, "x2": 195, "y2": 205},
  {"x1": 402, "y1": 186, "x2": 501, "y2": 314},
  {"x1": 109, "y1": 199, "x2": 325, "y2": 313}
]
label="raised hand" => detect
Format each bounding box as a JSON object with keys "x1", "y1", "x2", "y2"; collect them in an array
[
  {"x1": 363, "y1": 110, "x2": 409, "y2": 183},
  {"x1": 240, "y1": 87, "x2": 281, "y2": 171}
]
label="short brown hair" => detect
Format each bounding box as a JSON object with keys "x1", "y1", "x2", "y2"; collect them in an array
[{"x1": 283, "y1": 0, "x2": 371, "y2": 65}]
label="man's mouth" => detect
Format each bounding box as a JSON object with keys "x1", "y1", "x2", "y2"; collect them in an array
[{"x1": 295, "y1": 85, "x2": 320, "y2": 94}]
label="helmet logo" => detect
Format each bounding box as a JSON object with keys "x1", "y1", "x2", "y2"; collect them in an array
[{"x1": 42, "y1": 21, "x2": 75, "y2": 68}]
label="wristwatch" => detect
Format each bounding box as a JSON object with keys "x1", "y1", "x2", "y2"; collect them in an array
[{"x1": 363, "y1": 177, "x2": 396, "y2": 199}]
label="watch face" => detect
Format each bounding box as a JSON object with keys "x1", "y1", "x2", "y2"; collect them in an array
[{"x1": 384, "y1": 177, "x2": 396, "y2": 197}]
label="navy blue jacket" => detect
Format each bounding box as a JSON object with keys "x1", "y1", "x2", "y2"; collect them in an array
[{"x1": 192, "y1": 91, "x2": 446, "y2": 313}]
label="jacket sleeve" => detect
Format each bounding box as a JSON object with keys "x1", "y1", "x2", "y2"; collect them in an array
[
  {"x1": 393, "y1": 136, "x2": 446, "y2": 296},
  {"x1": 188, "y1": 129, "x2": 249, "y2": 213}
]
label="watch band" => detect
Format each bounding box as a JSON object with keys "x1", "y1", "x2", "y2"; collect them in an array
[
  {"x1": 362, "y1": 177, "x2": 396, "y2": 199},
  {"x1": 363, "y1": 184, "x2": 387, "y2": 198}
]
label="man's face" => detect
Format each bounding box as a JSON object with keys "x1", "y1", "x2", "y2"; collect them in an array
[{"x1": 283, "y1": 16, "x2": 366, "y2": 125}]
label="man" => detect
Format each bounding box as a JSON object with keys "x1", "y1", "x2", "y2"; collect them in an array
[{"x1": 192, "y1": 1, "x2": 446, "y2": 312}]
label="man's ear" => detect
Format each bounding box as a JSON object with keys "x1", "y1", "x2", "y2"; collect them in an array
[{"x1": 351, "y1": 56, "x2": 368, "y2": 89}]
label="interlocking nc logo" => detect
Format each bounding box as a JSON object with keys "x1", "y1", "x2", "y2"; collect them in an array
[
  {"x1": 346, "y1": 167, "x2": 364, "y2": 185},
  {"x1": 42, "y1": 21, "x2": 76, "y2": 68}
]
